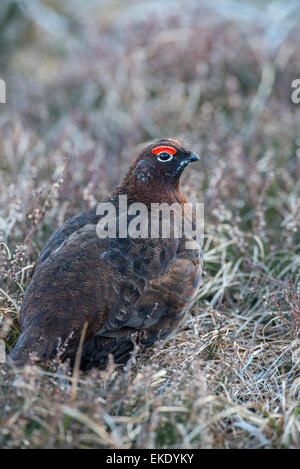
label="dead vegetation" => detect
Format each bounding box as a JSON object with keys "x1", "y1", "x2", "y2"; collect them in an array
[{"x1": 0, "y1": 0, "x2": 300, "y2": 448}]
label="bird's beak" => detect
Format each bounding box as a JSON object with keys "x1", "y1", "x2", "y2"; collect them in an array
[{"x1": 184, "y1": 152, "x2": 200, "y2": 163}]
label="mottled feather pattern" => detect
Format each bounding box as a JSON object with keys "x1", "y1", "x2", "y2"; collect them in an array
[{"x1": 8, "y1": 139, "x2": 202, "y2": 369}]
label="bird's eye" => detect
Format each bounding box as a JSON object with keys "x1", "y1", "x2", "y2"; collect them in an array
[{"x1": 157, "y1": 152, "x2": 173, "y2": 162}]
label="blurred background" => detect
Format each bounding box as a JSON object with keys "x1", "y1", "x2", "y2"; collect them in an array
[
  {"x1": 0, "y1": 0, "x2": 300, "y2": 449},
  {"x1": 1, "y1": 0, "x2": 300, "y2": 235}
]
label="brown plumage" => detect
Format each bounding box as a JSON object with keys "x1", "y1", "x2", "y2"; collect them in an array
[{"x1": 7, "y1": 138, "x2": 202, "y2": 370}]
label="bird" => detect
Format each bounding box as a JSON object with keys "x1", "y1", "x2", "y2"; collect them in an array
[{"x1": 7, "y1": 138, "x2": 202, "y2": 370}]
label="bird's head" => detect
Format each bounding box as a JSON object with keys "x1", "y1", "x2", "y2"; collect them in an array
[
  {"x1": 114, "y1": 138, "x2": 200, "y2": 204},
  {"x1": 131, "y1": 138, "x2": 200, "y2": 186}
]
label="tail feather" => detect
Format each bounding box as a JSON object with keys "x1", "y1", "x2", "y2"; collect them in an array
[{"x1": 6, "y1": 327, "x2": 54, "y2": 369}]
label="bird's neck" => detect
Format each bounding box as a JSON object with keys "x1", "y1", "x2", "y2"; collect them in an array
[{"x1": 112, "y1": 174, "x2": 187, "y2": 206}]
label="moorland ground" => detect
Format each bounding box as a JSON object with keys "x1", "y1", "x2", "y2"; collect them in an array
[{"x1": 0, "y1": 0, "x2": 300, "y2": 448}]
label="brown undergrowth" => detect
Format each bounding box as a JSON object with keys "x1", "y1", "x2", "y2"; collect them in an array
[{"x1": 0, "y1": 0, "x2": 299, "y2": 448}]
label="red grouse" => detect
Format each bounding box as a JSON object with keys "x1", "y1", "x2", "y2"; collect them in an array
[{"x1": 8, "y1": 139, "x2": 202, "y2": 369}]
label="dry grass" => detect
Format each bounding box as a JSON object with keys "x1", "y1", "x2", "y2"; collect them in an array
[{"x1": 0, "y1": 0, "x2": 300, "y2": 448}]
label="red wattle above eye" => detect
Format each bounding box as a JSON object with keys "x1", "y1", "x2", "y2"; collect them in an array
[{"x1": 152, "y1": 145, "x2": 177, "y2": 155}]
